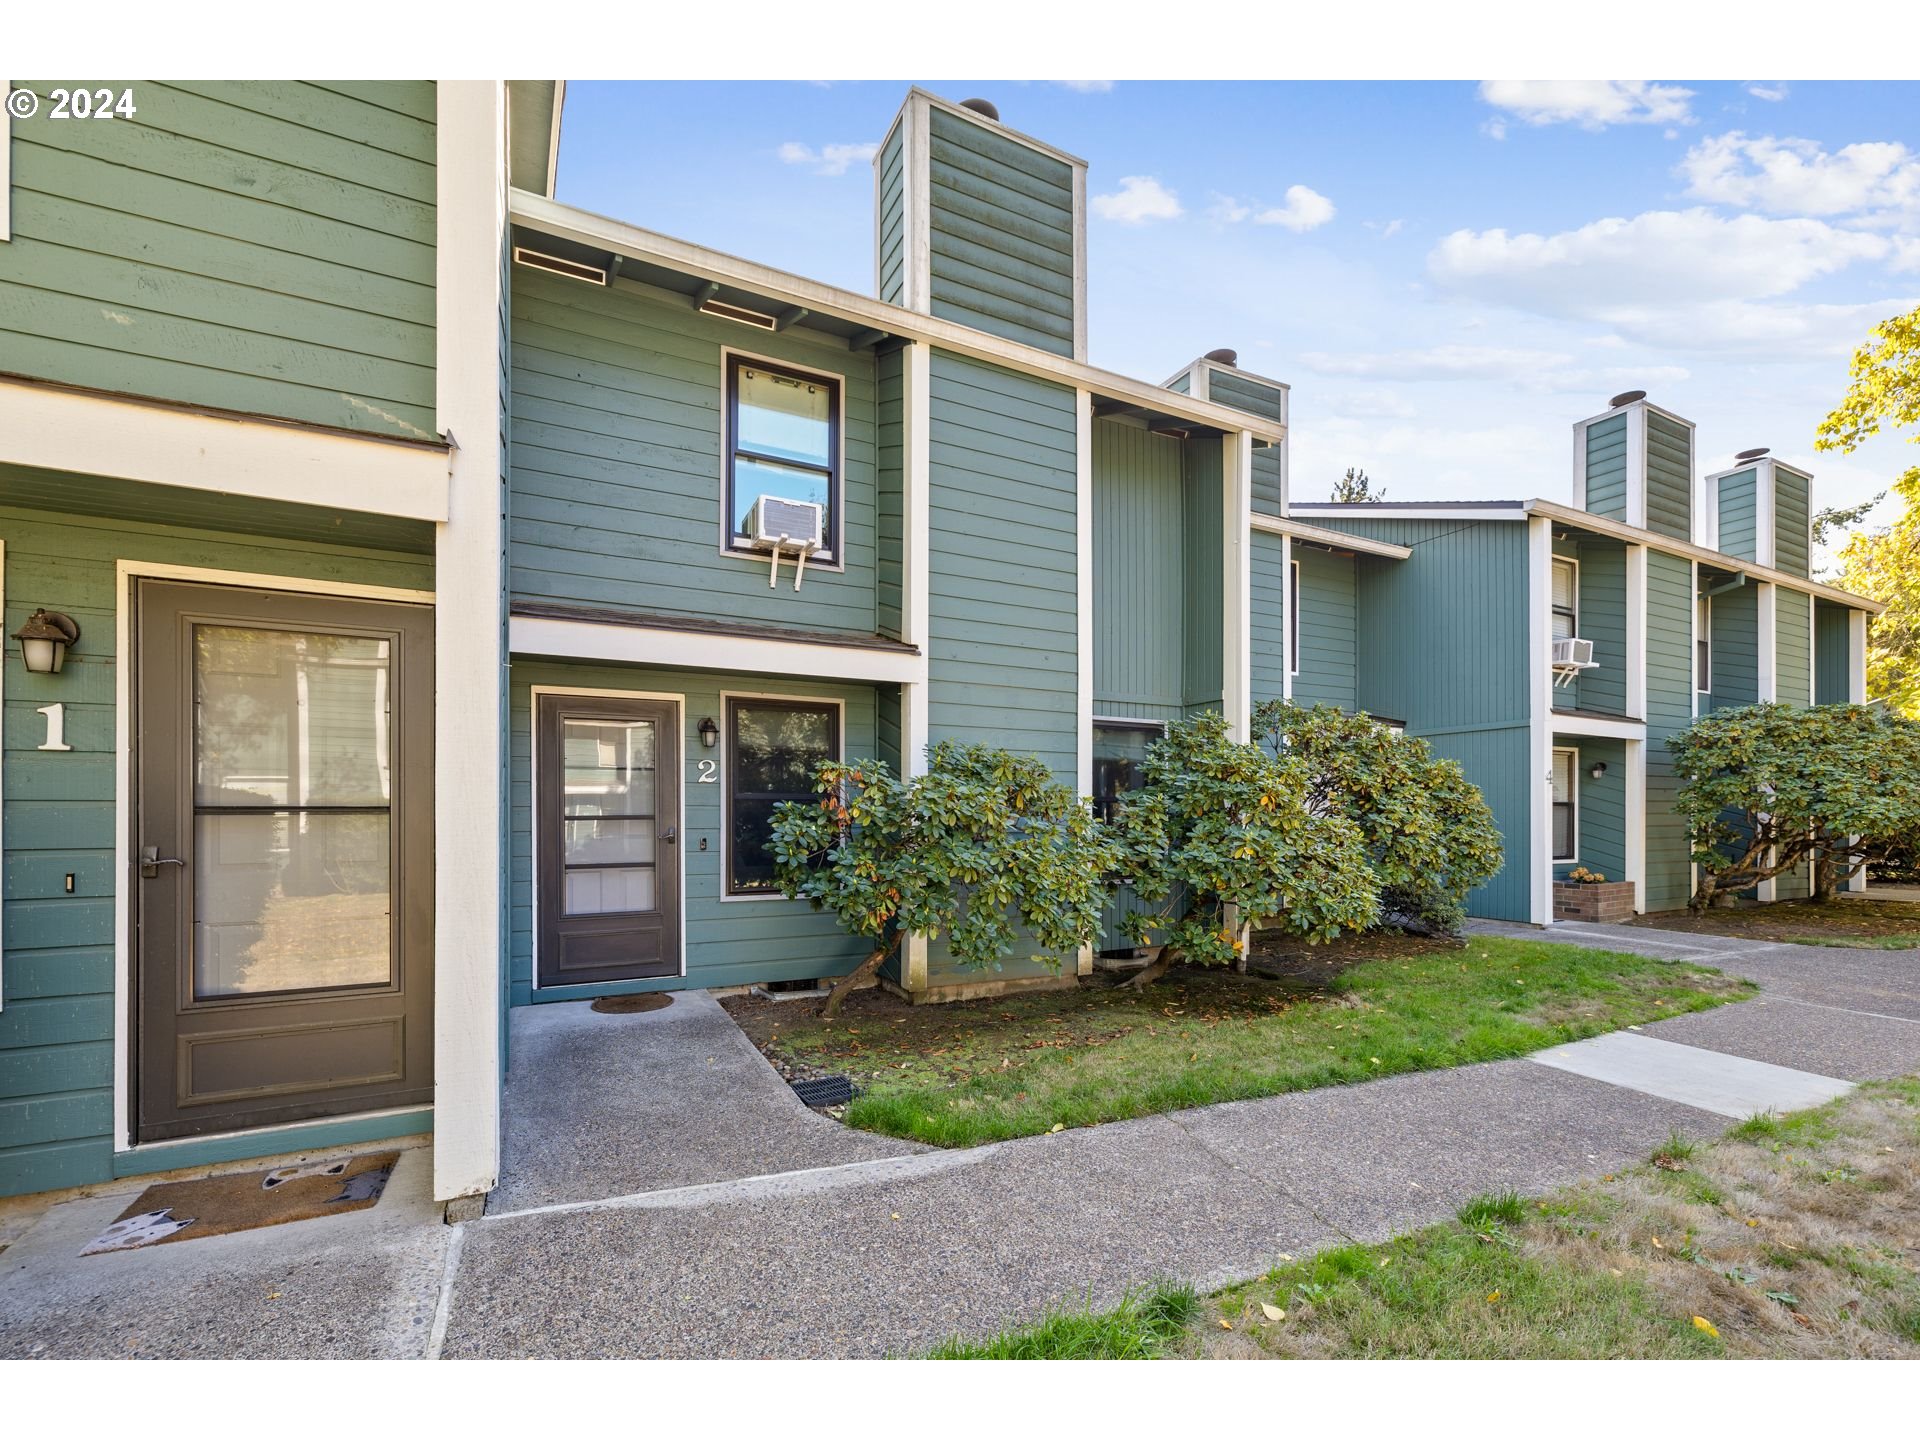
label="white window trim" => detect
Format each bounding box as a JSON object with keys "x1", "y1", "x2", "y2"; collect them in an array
[
  {"x1": 1551, "y1": 746, "x2": 1580, "y2": 865},
  {"x1": 1, "y1": 80, "x2": 11, "y2": 243},
  {"x1": 1696, "y1": 594, "x2": 1713, "y2": 694},
  {"x1": 718, "y1": 689, "x2": 847, "y2": 904},
  {"x1": 1289, "y1": 558, "x2": 1301, "y2": 677},
  {"x1": 717, "y1": 344, "x2": 848, "y2": 573},
  {"x1": 529, "y1": 685, "x2": 689, "y2": 989},
  {"x1": 1551, "y1": 554, "x2": 1580, "y2": 639}
]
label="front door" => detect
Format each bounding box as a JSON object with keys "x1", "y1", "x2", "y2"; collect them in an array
[
  {"x1": 133, "y1": 581, "x2": 434, "y2": 1143},
  {"x1": 535, "y1": 694, "x2": 681, "y2": 987}
]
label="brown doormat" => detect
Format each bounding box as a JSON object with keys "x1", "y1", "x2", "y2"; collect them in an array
[
  {"x1": 81, "y1": 1152, "x2": 400, "y2": 1255},
  {"x1": 592, "y1": 993, "x2": 672, "y2": 1014}
]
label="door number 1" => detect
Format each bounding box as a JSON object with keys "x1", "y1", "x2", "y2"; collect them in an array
[{"x1": 36, "y1": 702, "x2": 73, "y2": 752}]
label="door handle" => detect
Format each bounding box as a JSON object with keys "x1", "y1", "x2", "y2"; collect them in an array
[
  {"x1": 660, "y1": 826, "x2": 677, "y2": 845},
  {"x1": 140, "y1": 845, "x2": 187, "y2": 878}
]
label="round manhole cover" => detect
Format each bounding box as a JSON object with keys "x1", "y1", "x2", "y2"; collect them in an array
[{"x1": 591, "y1": 993, "x2": 673, "y2": 1015}]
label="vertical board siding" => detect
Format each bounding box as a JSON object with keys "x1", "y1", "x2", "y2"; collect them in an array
[
  {"x1": 1717, "y1": 471, "x2": 1758, "y2": 562},
  {"x1": 1774, "y1": 470, "x2": 1811, "y2": 578},
  {"x1": 1181, "y1": 440, "x2": 1224, "y2": 713},
  {"x1": 1092, "y1": 420, "x2": 1184, "y2": 719},
  {"x1": 1425, "y1": 727, "x2": 1528, "y2": 920},
  {"x1": 1584, "y1": 414, "x2": 1629, "y2": 520},
  {"x1": 1292, "y1": 548, "x2": 1357, "y2": 711},
  {"x1": 926, "y1": 351, "x2": 1079, "y2": 779},
  {"x1": 876, "y1": 124, "x2": 906, "y2": 306},
  {"x1": 1645, "y1": 412, "x2": 1693, "y2": 542},
  {"x1": 1815, "y1": 600, "x2": 1852, "y2": 704},
  {"x1": 1644, "y1": 551, "x2": 1695, "y2": 911},
  {"x1": 1708, "y1": 583, "x2": 1759, "y2": 710},
  {"x1": 0, "y1": 81, "x2": 437, "y2": 440},
  {"x1": 875, "y1": 347, "x2": 905, "y2": 640},
  {"x1": 508, "y1": 271, "x2": 881, "y2": 637},
  {"x1": 1249, "y1": 531, "x2": 1288, "y2": 705},
  {"x1": 1554, "y1": 735, "x2": 1627, "y2": 882},
  {"x1": 925, "y1": 108, "x2": 1076, "y2": 357},
  {"x1": 0, "y1": 492, "x2": 432, "y2": 1199},
  {"x1": 507, "y1": 661, "x2": 879, "y2": 1006},
  {"x1": 1205, "y1": 370, "x2": 1287, "y2": 515},
  {"x1": 1778, "y1": 589, "x2": 1812, "y2": 706}
]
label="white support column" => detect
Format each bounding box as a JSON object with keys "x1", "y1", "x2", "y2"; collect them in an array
[
  {"x1": 1074, "y1": 388, "x2": 1095, "y2": 975},
  {"x1": 1756, "y1": 460, "x2": 1777, "y2": 569},
  {"x1": 1756, "y1": 580, "x2": 1779, "y2": 902},
  {"x1": 1279, "y1": 534, "x2": 1294, "y2": 703},
  {"x1": 1223, "y1": 429, "x2": 1253, "y2": 740},
  {"x1": 1624, "y1": 403, "x2": 1649, "y2": 529},
  {"x1": 432, "y1": 80, "x2": 508, "y2": 1206},
  {"x1": 1625, "y1": 737, "x2": 1647, "y2": 914},
  {"x1": 1848, "y1": 606, "x2": 1870, "y2": 892},
  {"x1": 1625, "y1": 543, "x2": 1648, "y2": 721},
  {"x1": 1528, "y1": 515, "x2": 1555, "y2": 926},
  {"x1": 902, "y1": 94, "x2": 932, "y2": 316},
  {"x1": 900, "y1": 340, "x2": 933, "y2": 989}
]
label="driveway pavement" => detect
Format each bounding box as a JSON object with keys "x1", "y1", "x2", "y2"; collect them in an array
[{"x1": 3, "y1": 922, "x2": 1913, "y2": 1359}]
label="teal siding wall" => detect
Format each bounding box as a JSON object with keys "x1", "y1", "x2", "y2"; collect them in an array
[
  {"x1": 1250, "y1": 532, "x2": 1288, "y2": 706},
  {"x1": 1774, "y1": 470, "x2": 1811, "y2": 578},
  {"x1": 876, "y1": 124, "x2": 906, "y2": 306},
  {"x1": 1092, "y1": 420, "x2": 1184, "y2": 723},
  {"x1": 1584, "y1": 413, "x2": 1629, "y2": 521},
  {"x1": 1815, "y1": 600, "x2": 1852, "y2": 704},
  {"x1": 1708, "y1": 583, "x2": 1759, "y2": 711},
  {"x1": 926, "y1": 107, "x2": 1076, "y2": 357},
  {"x1": 0, "y1": 490, "x2": 433, "y2": 1199},
  {"x1": 1, "y1": 81, "x2": 437, "y2": 440},
  {"x1": 1425, "y1": 727, "x2": 1530, "y2": 921},
  {"x1": 1181, "y1": 441, "x2": 1223, "y2": 714},
  {"x1": 1205, "y1": 370, "x2": 1287, "y2": 515},
  {"x1": 1717, "y1": 471, "x2": 1758, "y2": 563},
  {"x1": 1778, "y1": 588, "x2": 1812, "y2": 706},
  {"x1": 1553, "y1": 735, "x2": 1626, "y2": 883},
  {"x1": 1293, "y1": 548, "x2": 1357, "y2": 711},
  {"x1": 925, "y1": 351, "x2": 1079, "y2": 780},
  {"x1": 875, "y1": 347, "x2": 905, "y2": 641},
  {"x1": 1564, "y1": 540, "x2": 1627, "y2": 716},
  {"x1": 1645, "y1": 412, "x2": 1692, "y2": 543},
  {"x1": 1645, "y1": 550, "x2": 1695, "y2": 911},
  {"x1": 506, "y1": 661, "x2": 879, "y2": 1006},
  {"x1": 508, "y1": 271, "x2": 882, "y2": 637}
]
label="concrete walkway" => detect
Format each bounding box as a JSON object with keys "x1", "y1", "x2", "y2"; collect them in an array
[{"x1": 4, "y1": 922, "x2": 1915, "y2": 1358}]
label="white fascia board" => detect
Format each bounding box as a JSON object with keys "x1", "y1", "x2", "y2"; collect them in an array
[
  {"x1": 1571, "y1": 418, "x2": 1589, "y2": 510},
  {"x1": 1248, "y1": 514, "x2": 1412, "y2": 560},
  {"x1": 0, "y1": 377, "x2": 450, "y2": 522},
  {"x1": 510, "y1": 615, "x2": 927, "y2": 688},
  {"x1": 544, "y1": 81, "x2": 566, "y2": 198},
  {"x1": 1290, "y1": 503, "x2": 1526, "y2": 522},
  {"x1": 1549, "y1": 712, "x2": 1647, "y2": 741},
  {"x1": 507, "y1": 190, "x2": 1284, "y2": 445}
]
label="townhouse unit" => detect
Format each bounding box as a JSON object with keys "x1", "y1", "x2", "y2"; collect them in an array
[{"x1": 0, "y1": 80, "x2": 1881, "y2": 1212}]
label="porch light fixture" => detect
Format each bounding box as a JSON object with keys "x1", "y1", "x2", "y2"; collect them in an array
[
  {"x1": 698, "y1": 716, "x2": 720, "y2": 749},
  {"x1": 1589, "y1": 761, "x2": 1607, "y2": 782},
  {"x1": 13, "y1": 609, "x2": 80, "y2": 675}
]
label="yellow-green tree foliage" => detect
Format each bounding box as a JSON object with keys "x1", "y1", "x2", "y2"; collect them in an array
[{"x1": 1818, "y1": 304, "x2": 1920, "y2": 718}]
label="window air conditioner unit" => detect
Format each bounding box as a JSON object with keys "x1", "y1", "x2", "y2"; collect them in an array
[
  {"x1": 1551, "y1": 636, "x2": 1597, "y2": 688},
  {"x1": 747, "y1": 494, "x2": 825, "y2": 591}
]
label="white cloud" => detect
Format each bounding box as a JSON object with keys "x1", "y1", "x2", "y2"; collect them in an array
[
  {"x1": 1056, "y1": 80, "x2": 1114, "y2": 93},
  {"x1": 1594, "y1": 297, "x2": 1920, "y2": 354},
  {"x1": 776, "y1": 140, "x2": 879, "y2": 177},
  {"x1": 1366, "y1": 218, "x2": 1406, "y2": 239},
  {"x1": 1746, "y1": 82, "x2": 1790, "y2": 102},
  {"x1": 1206, "y1": 193, "x2": 1252, "y2": 224},
  {"x1": 1322, "y1": 389, "x2": 1418, "y2": 420},
  {"x1": 1298, "y1": 344, "x2": 1686, "y2": 393},
  {"x1": 1478, "y1": 79, "x2": 1695, "y2": 130},
  {"x1": 1680, "y1": 131, "x2": 1920, "y2": 221},
  {"x1": 1255, "y1": 184, "x2": 1336, "y2": 233},
  {"x1": 1092, "y1": 175, "x2": 1184, "y2": 225},
  {"x1": 1482, "y1": 116, "x2": 1509, "y2": 142}
]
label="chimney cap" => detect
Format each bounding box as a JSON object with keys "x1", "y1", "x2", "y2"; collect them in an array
[
  {"x1": 1735, "y1": 446, "x2": 1771, "y2": 462},
  {"x1": 1607, "y1": 389, "x2": 1647, "y2": 408},
  {"x1": 1204, "y1": 348, "x2": 1239, "y2": 368},
  {"x1": 958, "y1": 98, "x2": 1000, "y2": 122}
]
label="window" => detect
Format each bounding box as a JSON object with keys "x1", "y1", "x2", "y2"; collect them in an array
[
  {"x1": 1289, "y1": 560, "x2": 1301, "y2": 675},
  {"x1": 725, "y1": 697, "x2": 839, "y2": 896},
  {"x1": 1093, "y1": 721, "x2": 1162, "y2": 822},
  {"x1": 1551, "y1": 557, "x2": 1578, "y2": 641},
  {"x1": 1696, "y1": 596, "x2": 1712, "y2": 693},
  {"x1": 1551, "y1": 748, "x2": 1578, "y2": 862},
  {"x1": 724, "y1": 354, "x2": 841, "y2": 562}
]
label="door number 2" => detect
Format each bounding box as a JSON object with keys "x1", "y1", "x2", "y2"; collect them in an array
[
  {"x1": 696, "y1": 758, "x2": 718, "y2": 783},
  {"x1": 36, "y1": 702, "x2": 73, "y2": 752}
]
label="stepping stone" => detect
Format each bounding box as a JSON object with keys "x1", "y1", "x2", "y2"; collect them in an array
[{"x1": 1528, "y1": 1032, "x2": 1854, "y2": 1119}]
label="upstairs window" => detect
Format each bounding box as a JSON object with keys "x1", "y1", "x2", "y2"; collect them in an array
[
  {"x1": 1696, "y1": 596, "x2": 1713, "y2": 693},
  {"x1": 1551, "y1": 557, "x2": 1578, "y2": 641},
  {"x1": 725, "y1": 697, "x2": 839, "y2": 897},
  {"x1": 725, "y1": 354, "x2": 842, "y2": 563}
]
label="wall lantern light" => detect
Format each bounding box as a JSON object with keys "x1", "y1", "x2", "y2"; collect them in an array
[
  {"x1": 698, "y1": 716, "x2": 720, "y2": 749},
  {"x1": 1589, "y1": 761, "x2": 1608, "y2": 782},
  {"x1": 13, "y1": 609, "x2": 81, "y2": 675}
]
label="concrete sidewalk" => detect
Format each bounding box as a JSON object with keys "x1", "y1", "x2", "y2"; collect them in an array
[{"x1": 5, "y1": 922, "x2": 1916, "y2": 1358}]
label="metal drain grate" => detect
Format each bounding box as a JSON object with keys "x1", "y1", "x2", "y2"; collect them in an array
[
  {"x1": 790, "y1": 1075, "x2": 857, "y2": 1108},
  {"x1": 591, "y1": 993, "x2": 673, "y2": 1015}
]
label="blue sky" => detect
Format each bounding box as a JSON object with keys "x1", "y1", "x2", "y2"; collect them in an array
[{"x1": 556, "y1": 79, "x2": 1920, "y2": 542}]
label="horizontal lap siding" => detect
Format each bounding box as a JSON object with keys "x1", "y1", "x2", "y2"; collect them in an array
[
  {"x1": 876, "y1": 124, "x2": 906, "y2": 306},
  {"x1": 0, "y1": 496, "x2": 432, "y2": 1198},
  {"x1": 1205, "y1": 371, "x2": 1287, "y2": 515},
  {"x1": 1815, "y1": 600, "x2": 1852, "y2": 704},
  {"x1": 1250, "y1": 532, "x2": 1288, "y2": 705},
  {"x1": 1645, "y1": 551, "x2": 1695, "y2": 911},
  {"x1": 1645, "y1": 413, "x2": 1692, "y2": 543},
  {"x1": 1774, "y1": 471, "x2": 1810, "y2": 578},
  {"x1": 1093, "y1": 421, "x2": 1183, "y2": 716},
  {"x1": 1584, "y1": 414, "x2": 1629, "y2": 521},
  {"x1": 0, "y1": 81, "x2": 436, "y2": 440},
  {"x1": 1293, "y1": 548, "x2": 1356, "y2": 711},
  {"x1": 508, "y1": 273, "x2": 880, "y2": 637},
  {"x1": 926, "y1": 108, "x2": 1075, "y2": 357},
  {"x1": 507, "y1": 661, "x2": 880, "y2": 1005},
  {"x1": 1717, "y1": 472, "x2": 1758, "y2": 563}
]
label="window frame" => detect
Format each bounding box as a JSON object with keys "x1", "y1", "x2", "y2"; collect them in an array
[
  {"x1": 1091, "y1": 717, "x2": 1166, "y2": 822},
  {"x1": 1551, "y1": 555, "x2": 1579, "y2": 641},
  {"x1": 719, "y1": 348, "x2": 846, "y2": 571},
  {"x1": 1289, "y1": 558, "x2": 1301, "y2": 677},
  {"x1": 1551, "y1": 745, "x2": 1579, "y2": 864},
  {"x1": 1696, "y1": 595, "x2": 1713, "y2": 694},
  {"x1": 720, "y1": 691, "x2": 845, "y2": 902}
]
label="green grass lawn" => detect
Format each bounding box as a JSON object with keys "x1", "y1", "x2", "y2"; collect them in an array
[
  {"x1": 932, "y1": 1078, "x2": 1920, "y2": 1359},
  {"x1": 740, "y1": 937, "x2": 1751, "y2": 1147}
]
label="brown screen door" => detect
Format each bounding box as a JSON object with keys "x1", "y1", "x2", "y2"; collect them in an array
[
  {"x1": 133, "y1": 581, "x2": 434, "y2": 1143},
  {"x1": 536, "y1": 694, "x2": 680, "y2": 987}
]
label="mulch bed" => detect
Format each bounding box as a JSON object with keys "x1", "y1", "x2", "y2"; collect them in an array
[{"x1": 1631, "y1": 897, "x2": 1920, "y2": 944}]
